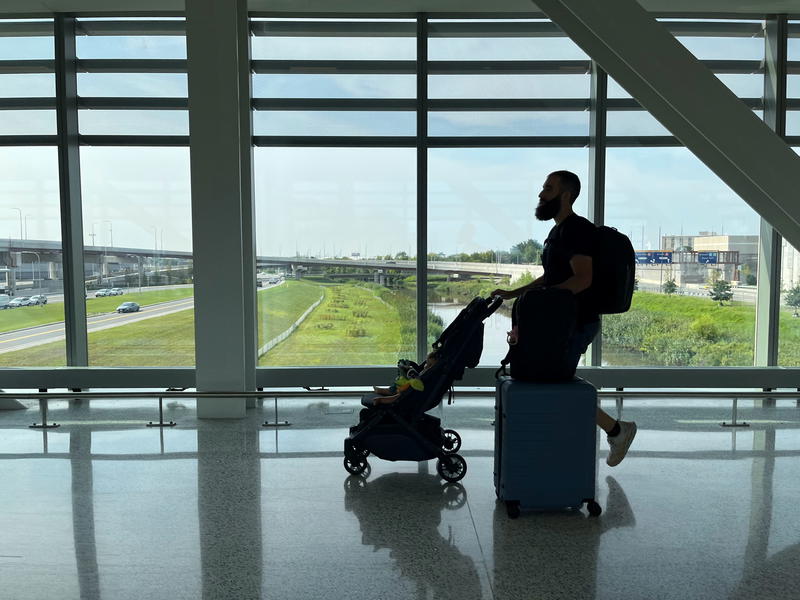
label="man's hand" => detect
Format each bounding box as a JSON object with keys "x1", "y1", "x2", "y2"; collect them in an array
[{"x1": 491, "y1": 288, "x2": 516, "y2": 300}]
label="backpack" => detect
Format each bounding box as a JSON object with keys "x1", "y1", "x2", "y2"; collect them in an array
[
  {"x1": 593, "y1": 225, "x2": 636, "y2": 314},
  {"x1": 497, "y1": 287, "x2": 577, "y2": 382}
]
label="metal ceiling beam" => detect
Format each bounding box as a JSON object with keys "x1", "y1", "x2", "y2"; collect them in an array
[{"x1": 534, "y1": 0, "x2": 800, "y2": 250}]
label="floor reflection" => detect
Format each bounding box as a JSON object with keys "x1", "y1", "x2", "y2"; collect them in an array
[
  {"x1": 492, "y1": 475, "x2": 636, "y2": 600},
  {"x1": 345, "y1": 472, "x2": 483, "y2": 600}
]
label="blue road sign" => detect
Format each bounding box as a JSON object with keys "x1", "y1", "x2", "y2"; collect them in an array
[
  {"x1": 698, "y1": 252, "x2": 718, "y2": 265},
  {"x1": 635, "y1": 251, "x2": 673, "y2": 265}
]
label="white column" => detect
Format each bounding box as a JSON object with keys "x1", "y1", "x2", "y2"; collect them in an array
[{"x1": 186, "y1": 0, "x2": 256, "y2": 418}]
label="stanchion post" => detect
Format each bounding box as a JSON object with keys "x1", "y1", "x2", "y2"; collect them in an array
[
  {"x1": 29, "y1": 398, "x2": 60, "y2": 429},
  {"x1": 262, "y1": 396, "x2": 290, "y2": 427},
  {"x1": 147, "y1": 396, "x2": 177, "y2": 428},
  {"x1": 722, "y1": 397, "x2": 750, "y2": 428}
]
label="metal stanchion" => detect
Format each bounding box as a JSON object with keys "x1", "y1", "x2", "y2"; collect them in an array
[
  {"x1": 29, "y1": 398, "x2": 59, "y2": 429},
  {"x1": 147, "y1": 396, "x2": 177, "y2": 428},
  {"x1": 722, "y1": 397, "x2": 749, "y2": 428},
  {"x1": 262, "y1": 397, "x2": 291, "y2": 427}
]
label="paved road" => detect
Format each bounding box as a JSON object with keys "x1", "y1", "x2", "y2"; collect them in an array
[{"x1": 0, "y1": 297, "x2": 194, "y2": 354}]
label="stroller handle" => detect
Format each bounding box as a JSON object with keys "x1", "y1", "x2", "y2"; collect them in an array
[{"x1": 487, "y1": 295, "x2": 504, "y2": 315}]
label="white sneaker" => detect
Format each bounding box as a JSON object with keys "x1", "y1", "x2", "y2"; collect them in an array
[{"x1": 606, "y1": 421, "x2": 637, "y2": 467}]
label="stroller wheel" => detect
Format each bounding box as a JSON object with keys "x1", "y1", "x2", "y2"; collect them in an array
[
  {"x1": 441, "y1": 429, "x2": 462, "y2": 454},
  {"x1": 345, "y1": 441, "x2": 370, "y2": 460},
  {"x1": 436, "y1": 454, "x2": 467, "y2": 483},
  {"x1": 442, "y1": 483, "x2": 467, "y2": 510},
  {"x1": 343, "y1": 456, "x2": 370, "y2": 476}
]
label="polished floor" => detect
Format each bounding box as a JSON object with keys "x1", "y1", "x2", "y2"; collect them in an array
[{"x1": 1, "y1": 394, "x2": 799, "y2": 600}]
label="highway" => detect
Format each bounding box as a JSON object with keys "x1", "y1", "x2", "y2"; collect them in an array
[{"x1": 0, "y1": 297, "x2": 194, "y2": 354}]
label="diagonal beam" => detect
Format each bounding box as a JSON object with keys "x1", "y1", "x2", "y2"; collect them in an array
[{"x1": 534, "y1": 0, "x2": 800, "y2": 250}]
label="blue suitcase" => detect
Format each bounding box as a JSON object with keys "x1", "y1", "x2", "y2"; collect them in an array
[{"x1": 494, "y1": 375, "x2": 602, "y2": 518}]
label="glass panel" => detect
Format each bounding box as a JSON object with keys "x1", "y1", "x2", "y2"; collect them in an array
[
  {"x1": 252, "y1": 74, "x2": 415, "y2": 99},
  {"x1": 0, "y1": 146, "x2": 65, "y2": 367},
  {"x1": 607, "y1": 109, "x2": 763, "y2": 136},
  {"x1": 253, "y1": 111, "x2": 415, "y2": 136},
  {"x1": 602, "y1": 147, "x2": 759, "y2": 367},
  {"x1": 78, "y1": 73, "x2": 187, "y2": 98},
  {"x1": 80, "y1": 147, "x2": 194, "y2": 367},
  {"x1": 779, "y1": 238, "x2": 800, "y2": 366},
  {"x1": 0, "y1": 74, "x2": 55, "y2": 98},
  {"x1": 0, "y1": 25, "x2": 54, "y2": 60},
  {"x1": 79, "y1": 110, "x2": 188, "y2": 135},
  {"x1": 428, "y1": 74, "x2": 589, "y2": 99},
  {"x1": 608, "y1": 73, "x2": 762, "y2": 99},
  {"x1": 76, "y1": 36, "x2": 186, "y2": 60},
  {"x1": 429, "y1": 111, "x2": 588, "y2": 136},
  {"x1": 428, "y1": 148, "x2": 589, "y2": 366},
  {"x1": 254, "y1": 147, "x2": 416, "y2": 367},
  {"x1": 428, "y1": 36, "x2": 588, "y2": 61},
  {"x1": 675, "y1": 35, "x2": 764, "y2": 61},
  {"x1": 0, "y1": 110, "x2": 56, "y2": 135},
  {"x1": 251, "y1": 35, "x2": 415, "y2": 61}
]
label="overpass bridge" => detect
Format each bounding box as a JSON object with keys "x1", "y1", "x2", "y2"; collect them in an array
[
  {"x1": 256, "y1": 257, "x2": 541, "y2": 283},
  {"x1": 0, "y1": 239, "x2": 541, "y2": 293}
]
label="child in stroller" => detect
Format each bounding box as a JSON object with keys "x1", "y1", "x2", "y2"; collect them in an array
[{"x1": 343, "y1": 296, "x2": 503, "y2": 483}]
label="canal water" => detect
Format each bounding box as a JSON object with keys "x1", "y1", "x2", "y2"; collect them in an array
[{"x1": 429, "y1": 302, "x2": 645, "y2": 367}]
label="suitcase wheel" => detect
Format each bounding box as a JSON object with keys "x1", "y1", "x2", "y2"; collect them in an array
[
  {"x1": 586, "y1": 499, "x2": 602, "y2": 517},
  {"x1": 506, "y1": 501, "x2": 521, "y2": 519}
]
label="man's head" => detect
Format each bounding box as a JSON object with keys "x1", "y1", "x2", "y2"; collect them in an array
[{"x1": 535, "y1": 170, "x2": 581, "y2": 221}]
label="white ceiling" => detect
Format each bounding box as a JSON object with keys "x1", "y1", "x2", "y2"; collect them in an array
[{"x1": 1, "y1": 0, "x2": 799, "y2": 17}]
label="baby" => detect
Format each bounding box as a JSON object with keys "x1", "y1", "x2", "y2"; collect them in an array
[{"x1": 372, "y1": 351, "x2": 439, "y2": 405}]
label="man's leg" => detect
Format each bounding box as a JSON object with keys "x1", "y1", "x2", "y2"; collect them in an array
[{"x1": 566, "y1": 321, "x2": 637, "y2": 466}]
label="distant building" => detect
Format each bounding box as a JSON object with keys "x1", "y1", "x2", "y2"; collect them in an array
[{"x1": 636, "y1": 233, "x2": 758, "y2": 287}]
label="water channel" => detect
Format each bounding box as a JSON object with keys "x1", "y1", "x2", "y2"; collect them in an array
[{"x1": 429, "y1": 302, "x2": 646, "y2": 367}]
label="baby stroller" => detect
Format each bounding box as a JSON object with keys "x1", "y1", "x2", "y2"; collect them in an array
[{"x1": 343, "y1": 296, "x2": 503, "y2": 482}]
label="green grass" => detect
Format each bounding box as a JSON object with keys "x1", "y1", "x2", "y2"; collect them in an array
[
  {"x1": 257, "y1": 280, "x2": 324, "y2": 346},
  {"x1": 0, "y1": 288, "x2": 195, "y2": 335},
  {"x1": 85, "y1": 288, "x2": 194, "y2": 316},
  {"x1": 260, "y1": 283, "x2": 406, "y2": 366},
  {"x1": 603, "y1": 291, "x2": 756, "y2": 366},
  {"x1": 0, "y1": 281, "x2": 324, "y2": 367}
]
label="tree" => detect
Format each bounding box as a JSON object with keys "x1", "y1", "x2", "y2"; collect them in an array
[
  {"x1": 510, "y1": 239, "x2": 544, "y2": 264},
  {"x1": 785, "y1": 285, "x2": 800, "y2": 317},
  {"x1": 662, "y1": 278, "x2": 678, "y2": 295},
  {"x1": 709, "y1": 280, "x2": 733, "y2": 306}
]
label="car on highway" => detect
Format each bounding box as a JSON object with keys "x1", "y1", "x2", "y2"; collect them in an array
[
  {"x1": 116, "y1": 301, "x2": 140, "y2": 313},
  {"x1": 110, "y1": 288, "x2": 124, "y2": 296},
  {"x1": 29, "y1": 295, "x2": 48, "y2": 305},
  {"x1": 8, "y1": 296, "x2": 31, "y2": 308},
  {"x1": 95, "y1": 288, "x2": 111, "y2": 297}
]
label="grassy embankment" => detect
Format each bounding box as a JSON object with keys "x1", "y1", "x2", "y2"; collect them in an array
[
  {"x1": 0, "y1": 281, "x2": 323, "y2": 367},
  {"x1": 259, "y1": 282, "x2": 417, "y2": 366},
  {"x1": 431, "y1": 281, "x2": 800, "y2": 367},
  {"x1": 603, "y1": 291, "x2": 771, "y2": 366}
]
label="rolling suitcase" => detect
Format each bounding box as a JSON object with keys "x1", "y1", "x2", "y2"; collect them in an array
[{"x1": 494, "y1": 375, "x2": 602, "y2": 518}]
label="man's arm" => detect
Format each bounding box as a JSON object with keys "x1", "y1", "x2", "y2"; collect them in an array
[
  {"x1": 490, "y1": 275, "x2": 546, "y2": 300},
  {"x1": 552, "y1": 254, "x2": 592, "y2": 294}
]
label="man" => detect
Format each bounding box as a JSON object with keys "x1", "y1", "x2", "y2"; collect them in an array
[{"x1": 491, "y1": 170, "x2": 637, "y2": 467}]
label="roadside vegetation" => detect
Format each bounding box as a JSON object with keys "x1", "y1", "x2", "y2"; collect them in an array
[{"x1": 259, "y1": 282, "x2": 417, "y2": 366}]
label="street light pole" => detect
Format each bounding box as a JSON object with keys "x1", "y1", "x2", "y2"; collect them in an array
[
  {"x1": 103, "y1": 219, "x2": 113, "y2": 248},
  {"x1": 11, "y1": 208, "x2": 22, "y2": 242},
  {"x1": 20, "y1": 251, "x2": 40, "y2": 293}
]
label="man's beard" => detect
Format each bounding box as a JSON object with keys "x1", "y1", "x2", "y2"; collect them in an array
[{"x1": 535, "y1": 197, "x2": 560, "y2": 221}]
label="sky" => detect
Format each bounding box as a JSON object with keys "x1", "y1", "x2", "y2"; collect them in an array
[{"x1": 0, "y1": 19, "x2": 793, "y2": 258}]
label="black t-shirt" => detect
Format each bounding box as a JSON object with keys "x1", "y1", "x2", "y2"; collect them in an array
[{"x1": 542, "y1": 213, "x2": 599, "y2": 325}]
